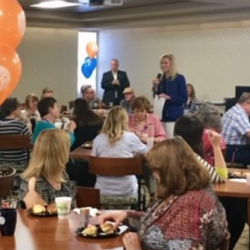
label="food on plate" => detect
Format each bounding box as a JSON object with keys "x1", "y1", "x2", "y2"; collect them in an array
[
  {"x1": 47, "y1": 203, "x2": 57, "y2": 214},
  {"x1": 233, "y1": 171, "x2": 247, "y2": 178},
  {"x1": 82, "y1": 225, "x2": 98, "y2": 236},
  {"x1": 32, "y1": 204, "x2": 46, "y2": 214},
  {"x1": 100, "y1": 223, "x2": 115, "y2": 234}
]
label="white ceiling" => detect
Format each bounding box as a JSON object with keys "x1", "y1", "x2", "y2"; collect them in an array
[{"x1": 18, "y1": 0, "x2": 250, "y2": 28}]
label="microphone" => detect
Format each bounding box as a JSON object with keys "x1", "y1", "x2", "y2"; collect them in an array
[
  {"x1": 156, "y1": 73, "x2": 162, "y2": 80},
  {"x1": 152, "y1": 73, "x2": 162, "y2": 97}
]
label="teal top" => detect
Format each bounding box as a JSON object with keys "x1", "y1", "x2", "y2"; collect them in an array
[{"x1": 32, "y1": 121, "x2": 75, "y2": 146}]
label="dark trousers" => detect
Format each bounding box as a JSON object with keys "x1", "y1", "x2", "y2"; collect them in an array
[
  {"x1": 219, "y1": 197, "x2": 248, "y2": 250},
  {"x1": 226, "y1": 144, "x2": 250, "y2": 167},
  {"x1": 66, "y1": 159, "x2": 96, "y2": 187}
]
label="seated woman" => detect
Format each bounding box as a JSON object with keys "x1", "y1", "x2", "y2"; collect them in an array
[
  {"x1": 71, "y1": 98, "x2": 103, "y2": 151},
  {"x1": 129, "y1": 96, "x2": 167, "y2": 143},
  {"x1": 21, "y1": 93, "x2": 41, "y2": 133},
  {"x1": 18, "y1": 129, "x2": 75, "y2": 208},
  {"x1": 174, "y1": 115, "x2": 227, "y2": 182},
  {"x1": 40, "y1": 87, "x2": 53, "y2": 99},
  {"x1": 99, "y1": 138, "x2": 228, "y2": 249},
  {"x1": 92, "y1": 106, "x2": 148, "y2": 196},
  {"x1": 0, "y1": 97, "x2": 31, "y2": 165},
  {"x1": 184, "y1": 83, "x2": 199, "y2": 114},
  {"x1": 196, "y1": 102, "x2": 226, "y2": 166}
]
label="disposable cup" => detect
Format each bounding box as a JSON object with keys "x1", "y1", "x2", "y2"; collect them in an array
[{"x1": 55, "y1": 197, "x2": 72, "y2": 220}]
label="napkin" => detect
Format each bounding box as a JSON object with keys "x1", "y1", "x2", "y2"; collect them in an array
[
  {"x1": 229, "y1": 179, "x2": 247, "y2": 183},
  {"x1": 117, "y1": 225, "x2": 129, "y2": 235},
  {"x1": 74, "y1": 207, "x2": 100, "y2": 217}
]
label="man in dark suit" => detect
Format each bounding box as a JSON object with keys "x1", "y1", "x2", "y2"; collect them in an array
[{"x1": 101, "y1": 59, "x2": 130, "y2": 106}]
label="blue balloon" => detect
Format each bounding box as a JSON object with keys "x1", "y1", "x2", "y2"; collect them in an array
[
  {"x1": 81, "y1": 62, "x2": 92, "y2": 79},
  {"x1": 90, "y1": 58, "x2": 97, "y2": 70},
  {"x1": 81, "y1": 57, "x2": 98, "y2": 78}
]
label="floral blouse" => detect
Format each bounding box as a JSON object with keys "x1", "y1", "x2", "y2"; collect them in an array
[{"x1": 127, "y1": 187, "x2": 227, "y2": 250}]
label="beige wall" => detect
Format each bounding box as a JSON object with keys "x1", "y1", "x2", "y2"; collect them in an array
[
  {"x1": 97, "y1": 24, "x2": 250, "y2": 103},
  {"x1": 14, "y1": 27, "x2": 78, "y2": 106},
  {"x1": 13, "y1": 23, "x2": 250, "y2": 106}
]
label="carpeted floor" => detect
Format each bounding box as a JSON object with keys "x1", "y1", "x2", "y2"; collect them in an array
[{"x1": 234, "y1": 225, "x2": 249, "y2": 250}]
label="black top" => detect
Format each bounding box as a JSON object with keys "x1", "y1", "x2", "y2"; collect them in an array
[{"x1": 71, "y1": 124, "x2": 103, "y2": 151}]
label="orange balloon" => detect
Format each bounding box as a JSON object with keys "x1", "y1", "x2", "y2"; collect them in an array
[
  {"x1": 0, "y1": 43, "x2": 22, "y2": 105},
  {"x1": 0, "y1": 0, "x2": 26, "y2": 48},
  {"x1": 86, "y1": 42, "x2": 98, "y2": 58}
]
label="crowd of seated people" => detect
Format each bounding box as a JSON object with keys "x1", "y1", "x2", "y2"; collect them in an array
[{"x1": 3, "y1": 83, "x2": 250, "y2": 249}]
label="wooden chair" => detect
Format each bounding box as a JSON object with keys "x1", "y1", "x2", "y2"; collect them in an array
[
  {"x1": 0, "y1": 134, "x2": 32, "y2": 163},
  {"x1": 69, "y1": 101, "x2": 75, "y2": 110},
  {"x1": 76, "y1": 187, "x2": 100, "y2": 209},
  {"x1": 60, "y1": 105, "x2": 67, "y2": 114},
  {"x1": 89, "y1": 156, "x2": 146, "y2": 211},
  {"x1": 220, "y1": 232, "x2": 230, "y2": 250},
  {"x1": 0, "y1": 167, "x2": 16, "y2": 199}
]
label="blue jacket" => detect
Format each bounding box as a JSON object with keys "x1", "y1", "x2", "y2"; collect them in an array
[{"x1": 157, "y1": 74, "x2": 187, "y2": 122}]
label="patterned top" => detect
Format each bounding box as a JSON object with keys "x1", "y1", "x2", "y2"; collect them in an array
[
  {"x1": 184, "y1": 98, "x2": 199, "y2": 114},
  {"x1": 222, "y1": 104, "x2": 250, "y2": 145},
  {"x1": 18, "y1": 172, "x2": 76, "y2": 207},
  {"x1": 127, "y1": 187, "x2": 227, "y2": 250}
]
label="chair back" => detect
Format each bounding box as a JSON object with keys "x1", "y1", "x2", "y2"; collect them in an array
[
  {"x1": 69, "y1": 101, "x2": 75, "y2": 110},
  {"x1": 60, "y1": 105, "x2": 67, "y2": 114},
  {"x1": 220, "y1": 232, "x2": 230, "y2": 250},
  {"x1": 0, "y1": 167, "x2": 16, "y2": 199},
  {"x1": 89, "y1": 156, "x2": 142, "y2": 176},
  {"x1": 0, "y1": 134, "x2": 32, "y2": 150},
  {"x1": 76, "y1": 187, "x2": 100, "y2": 209}
]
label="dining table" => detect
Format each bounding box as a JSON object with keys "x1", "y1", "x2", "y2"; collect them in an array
[
  {"x1": 213, "y1": 169, "x2": 250, "y2": 246},
  {"x1": 0, "y1": 210, "x2": 125, "y2": 250},
  {"x1": 70, "y1": 146, "x2": 92, "y2": 160}
]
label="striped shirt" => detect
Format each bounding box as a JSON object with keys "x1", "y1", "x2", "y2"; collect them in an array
[
  {"x1": 196, "y1": 155, "x2": 226, "y2": 183},
  {"x1": 222, "y1": 104, "x2": 250, "y2": 145},
  {"x1": 0, "y1": 119, "x2": 31, "y2": 164}
]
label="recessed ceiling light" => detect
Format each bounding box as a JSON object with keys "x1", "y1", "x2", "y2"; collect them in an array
[{"x1": 30, "y1": 1, "x2": 81, "y2": 9}]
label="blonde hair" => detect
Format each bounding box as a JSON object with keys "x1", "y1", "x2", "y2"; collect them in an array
[
  {"x1": 22, "y1": 129, "x2": 70, "y2": 182},
  {"x1": 41, "y1": 87, "x2": 53, "y2": 99},
  {"x1": 101, "y1": 106, "x2": 128, "y2": 145},
  {"x1": 161, "y1": 54, "x2": 178, "y2": 80},
  {"x1": 147, "y1": 137, "x2": 210, "y2": 199},
  {"x1": 25, "y1": 93, "x2": 39, "y2": 109}
]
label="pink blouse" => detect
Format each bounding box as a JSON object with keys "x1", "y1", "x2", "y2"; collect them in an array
[{"x1": 128, "y1": 113, "x2": 167, "y2": 141}]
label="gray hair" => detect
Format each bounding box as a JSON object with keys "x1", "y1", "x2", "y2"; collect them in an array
[
  {"x1": 196, "y1": 102, "x2": 222, "y2": 132},
  {"x1": 238, "y1": 92, "x2": 250, "y2": 104}
]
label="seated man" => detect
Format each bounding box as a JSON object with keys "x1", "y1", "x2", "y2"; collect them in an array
[
  {"x1": 81, "y1": 85, "x2": 103, "y2": 108},
  {"x1": 120, "y1": 87, "x2": 135, "y2": 114},
  {"x1": 33, "y1": 97, "x2": 75, "y2": 145},
  {"x1": 222, "y1": 92, "x2": 250, "y2": 166}
]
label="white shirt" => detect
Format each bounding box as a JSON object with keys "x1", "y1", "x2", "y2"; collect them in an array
[
  {"x1": 91, "y1": 131, "x2": 148, "y2": 196},
  {"x1": 112, "y1": 71, "x2": 118, "y2": 80}
]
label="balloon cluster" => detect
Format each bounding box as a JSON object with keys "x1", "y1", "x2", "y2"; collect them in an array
[
  {"x1": 81, "y1": 42, "x2": 98, "y2": 79},
  {"x1": 0, "y1": 0, "x2": 26, "y2": 105}
]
